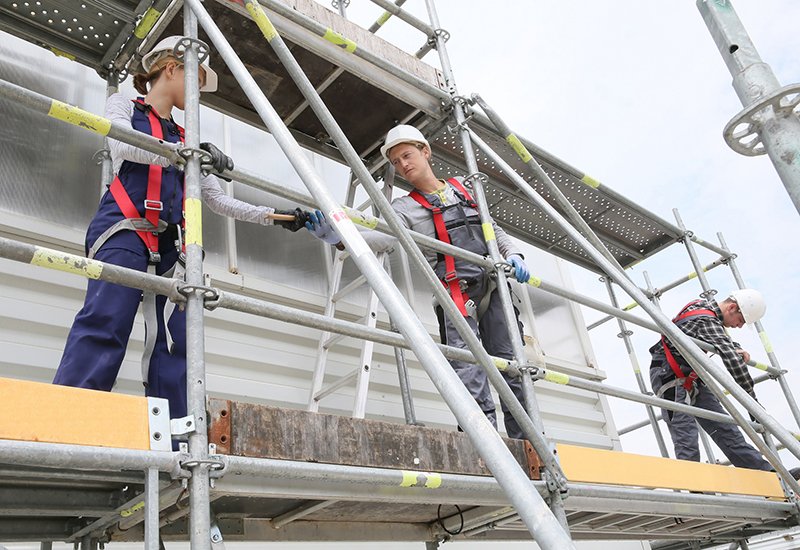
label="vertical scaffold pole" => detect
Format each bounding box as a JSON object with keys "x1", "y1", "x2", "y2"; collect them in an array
[
  {"x1": 99, "y1": 72, "x2": 119, "y2": 197},
  {"x1": 144, "y1": 467, "x2": 160, "y2": 550},
  {"x1": 466, "y1": 127, "x2": 800, "y2": 486},
  {"x1": 182, "y1": 8, "x2": 212, "y2": 549},
  {"x1": 184, "y1": 1, "x2": 575, "y2": 547},
  {"x1": 673, "y1": 209, "x2": 720, "y2": 464},
  {"x1": 229, "y1": 0, "x2": 570, "y2": 492},
  {"x1": 421, "y1": 0, "x2": 568, "y2": 532},
  {"x1": 603, "y1": 277, "x2": 670, "y2": 458},
  {"x1": 717, "y1": 232, "x2": 800, "y2": 431},
  {"x1": 697, "y1": 0, "x2": 800, "y2": 216}
]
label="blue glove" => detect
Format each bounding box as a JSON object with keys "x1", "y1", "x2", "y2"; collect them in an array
[
  {"x1": 507, "y1": 254, "x2": 529, "y2": 284},
  {"x1": 305, "y1": 210, "x2": 341, "y2": 245}
]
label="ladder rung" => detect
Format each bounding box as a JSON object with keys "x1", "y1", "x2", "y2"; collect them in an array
[
  {"x1": 331, "y1": 274, "x2": 367, "y2": 303},
  {"x1": 322, "y1": 314, "x2": 368, "y2": 349},
  {"x1": 313, "y1": 368, "x2": 360, "y2": 403}
]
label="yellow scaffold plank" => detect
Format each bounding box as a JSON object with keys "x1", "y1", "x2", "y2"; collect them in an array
[
  {"x1": 556, "y1": 443, "x2": 784, "y2": 498},
  {"x1": 0, "y1": 377, "x2": 152, "y2": 450}
]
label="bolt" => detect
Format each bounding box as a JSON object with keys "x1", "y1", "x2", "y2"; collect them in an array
[
  {"x1": 152, "y1": 406, "x2": 160, "y2": 415},
  {"x1": 153, "y1": 432, "x2": 162, "y2": 441}
]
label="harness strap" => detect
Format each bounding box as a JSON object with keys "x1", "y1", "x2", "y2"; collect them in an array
[
  {"x1": 409, "y1": 178, "x2": 474, "y2": 316},
  {"x1": 661, "y1": 301, "x2": 717, "y2": 393}
]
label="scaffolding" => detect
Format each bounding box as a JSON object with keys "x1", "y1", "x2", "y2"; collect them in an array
[{"x1": 0, "y1": 1, "x2": 799, "y2": 549}]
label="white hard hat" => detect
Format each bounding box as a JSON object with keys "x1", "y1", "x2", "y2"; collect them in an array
[
  {"x1": 380, "y1": 124, "x2": 430, "y2": 161},
  {"x1": 141, "y1": 35, "x2": 218, "y2": 93},
  {"x1": 729, "y1": 288, "x2": 766, "y2": 324}
]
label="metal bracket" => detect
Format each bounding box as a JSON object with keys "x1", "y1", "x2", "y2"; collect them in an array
[
  {"x1": 331, "y1": 0, "x2": 350, "y2": 8},
  {"x1": 92, "y1": 149, "x2": 111, "y2": 166},
  {"x1": 426, "y1": 28, "x2": 450, "y2": 48},
  {"x1": 616, "y1": 330, "x2": 633, "y2": 338},
  {"x1": 147, "y1": 397, "x2": 172, "y2": 452},
  {"x1": 177, "y1": 146, "x2": 213, "y2": 166},
  {"x1": 173, "y1": 37, "x2": 210, "y2": 66},
  {"x1": 170, "y1": 415, "x2": 197, "y2": 436},
  {"x1": 724, "y1": 83, "x2": 800, "y2": 156},
  {"x1": 178, "y1": 283, "x2": 221, "y2": 308}
]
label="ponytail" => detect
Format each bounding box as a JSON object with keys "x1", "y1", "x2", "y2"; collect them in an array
[{"x1": 132, "y1": 55, "x2": 180, "y2": 95}]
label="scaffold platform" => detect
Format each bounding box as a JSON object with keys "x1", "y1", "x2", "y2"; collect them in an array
[{"x1": 0, "y1": 379, "x2": 796, "y2": 547}]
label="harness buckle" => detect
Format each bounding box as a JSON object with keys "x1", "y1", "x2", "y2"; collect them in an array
[
  {"x1": 444, "y1": 270, "x2": 458, "y2": 283},
  {"x1": 148, "y1": 251, "x2": 162, "y2": 265},
  {"x1": 144, "y1": 200, "x2": 164, "y2": 212}
]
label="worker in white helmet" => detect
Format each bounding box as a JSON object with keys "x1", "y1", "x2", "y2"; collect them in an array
[
  {"x1": 306, "y1": 124, "x2": 530, "y2": 439},
  {"x1": 53, "y1": 35, "x2": 309, "y2": 430},
  {"x1": 650, "y1": 289, "x2": 779, "y2": 470}
]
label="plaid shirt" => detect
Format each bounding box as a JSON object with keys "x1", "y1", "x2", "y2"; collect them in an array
[{"x1": 651, "y1": 299, "x2": 755, "y2": 395}]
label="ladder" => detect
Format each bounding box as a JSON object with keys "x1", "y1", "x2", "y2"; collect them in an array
[{"x1": 307, "y1": 168, "x2": 417, "y2": 421}]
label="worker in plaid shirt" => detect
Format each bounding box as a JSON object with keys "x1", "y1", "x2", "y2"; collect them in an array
[{"x1": 649, "y1": 289, "x2": 771, "y2": 470}]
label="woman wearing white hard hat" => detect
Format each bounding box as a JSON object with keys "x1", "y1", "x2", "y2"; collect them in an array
[{"x1": 53, "y1": 36, "x2": 310, "y2": 431}]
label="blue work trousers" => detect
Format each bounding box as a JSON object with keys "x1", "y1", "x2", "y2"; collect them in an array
[
  {"x1": 436, "y1": 284, "x2": 527, "y2": 439},
  {"x1": 53, "y1": 230, "x2": 187, "y2": 420}
]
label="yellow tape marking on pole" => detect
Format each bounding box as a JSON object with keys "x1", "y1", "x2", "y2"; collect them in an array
[
  {"x1": 246, "y1": 2, "x2": 278, "y2": 42},
  {"x1": 527, "y1": 275, "x2": 542, "y2": 288},
  {"x1": 544, "y1": 371, "x2": 570, "y2": 385},
  {"x1": 505, "y1": 133, "x2": 532, "y2": 163},
  {"x1": 376, "y1": 11, "x2": 392, "y2": 26},
  {"x1": 184, "y1": 198, "x2": 203, "y2": 246},
  {"x1": 581, "y1": 174, "x2": 601, "y2": 189},
  {"x1": 50, "y1": 47, "x2": 76, "y2": 60},
  {"x1": 133, "y1": 6, "x2": 162, "y2": 39},
  {"x1": 482, "y1": 223, "x2": 496, "y2": 242},
  {"x1": 343, "y1": 206, "x2": 379, "y2": 230},
  {"x1": 48, "y1": 100, "x2": 111, "y2": 136},
  {"x1": 493, "y1": 358, "x2": 509, "y2": 372},
  {"x1": 31, "y1": 248, "x2": 103, "y2": 279},
  {"x1": 424, "y1": 473, "x2": 442, "y2": 489},
  {"x1": 400, "y1": 471, "x2": 418, "y2": 487},
  {"x1": 687, "y1": 271, "x2": 698, "y2": 280},
  {"x1": 323, "y1": 27, "x2": 357, "y2": 53},
  {"x1": 120, "y1": 500, "x2": 146, "y2": 517},
  {"x1": 759, "y1": 331, "x2": 773, "y2": 354},
  {"x1": 623, "y1": 302, "x2": 638, "y2": 311},
  {"x1": 753, "y1": 362, "x2": 770, "y2": 372}
]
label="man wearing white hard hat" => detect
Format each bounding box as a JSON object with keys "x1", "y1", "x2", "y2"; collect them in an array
[
  {"x1": 649, "y1": 289, "x2": 774, "y2": 470},
  {"x1": 307, "y1": 124, "x2": 530, "y2": 439},
  {"x1": 53, "y1": 36, "x2": 310, "y2": 430}
]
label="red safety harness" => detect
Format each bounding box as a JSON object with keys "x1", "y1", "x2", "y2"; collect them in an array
[
  {"x1": 409, "y1": 178, "x2": 477, "y2": 317},
  {"x1": 109, "y1": 99, "x2": 185, "y2": 263},
  {"x1": 661, "y1": 300, "x2": 717, "y2": 392}
]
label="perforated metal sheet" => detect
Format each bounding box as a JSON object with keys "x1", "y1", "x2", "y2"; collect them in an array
[
  {"x1": 427, "y1": 122, "x2": 681, "y2": 273},
  {"x1": 0, "y1": 0, "x2": 139, "y2": 68}
]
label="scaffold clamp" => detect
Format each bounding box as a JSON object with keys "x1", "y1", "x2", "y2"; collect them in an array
[{"x1": 171, "y1": 414, "x2": 197, "y2": 436}]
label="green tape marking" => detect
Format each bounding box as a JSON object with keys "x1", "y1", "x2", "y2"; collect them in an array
[
  {"x1": 506, "y1": 133, "x2": 532, "y2": 163},
  {"x1": 376, "y1": 11, "x2": 392, "y2": 26},
  {"x1": 134, "y1": 7, "x2": 162, "y2": 39},
  {"x1": 758, "y1": 331, "x2": 773, "y2": 354},
  {"x1": 48, "y1": 100, "x2": 111, "y2": 136},
  {"x1": 120, "y1": 500, "x2": 145, "y2": 518},
  {"x1": 31, "y1": 248, "x2": 103, "y2": 279},
  {"x1": 544, "y1": 371, "x2": 569, "y2": 385},
  {"x1": 623, "y1": 302, "x2": 638, "y2": 311},
  {"x1": 493, "y1": 358, "x2": 509, "y2": 372},
  {"x1": 527, "y1": 275, "x2": 542, "y2": 288},
  {"x1": 323, "y1": 27, "x2": 357, "y2": 53},
  {"x1": 581, "y1": 174, "x2": 601, "y2": 189},
  {"x1": 247, "y1": 2, "x2": 278, "y2": 42},
  {"x1": 50, "y1": 47, "x2": 76, "y2": 60},
  {"x1": 753, "y1": 362, "x2": 770, "y2": 372},
  {"x1": 344, "y1": 206, "x2": 379, "y2": 230}
]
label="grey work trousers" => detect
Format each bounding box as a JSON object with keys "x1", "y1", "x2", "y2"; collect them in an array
[
  {"x1": 435, "y1": 285, "x2": 526, "y2": 439},
  {"x1": 650, "y1": 362, "x2": 771, "y2": 470}
]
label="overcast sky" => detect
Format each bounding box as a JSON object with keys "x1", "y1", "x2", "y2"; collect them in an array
[{"x1": 332, "y1": 0, "x2": 800, "y2": 469}]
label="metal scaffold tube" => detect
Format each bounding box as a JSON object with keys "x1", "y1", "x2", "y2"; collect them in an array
[
  {"x1": 235, "y1": 0, "x2": 569, "y2": 495},
  {"x1": 181, "y1": 10, "x2": 212, "y2": 549},
  {"x1": 422, "y1": 0, "x2": 568, "y2": 532},
  {"x1": 698, "y1": 0, "x2": 800, "y2": 216},
  {"x1": 183, "y1": 1, "x2": 574, "y2": 547},
  {"x1": 717, "y1": 232, "x2": 800, "y2": 431},
  {"x1": 603, "y1": 278, "x2": 670, "y2": 458},
  {"x1": 466, "y1": 127, "x2": 800, "y2": 491}
]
